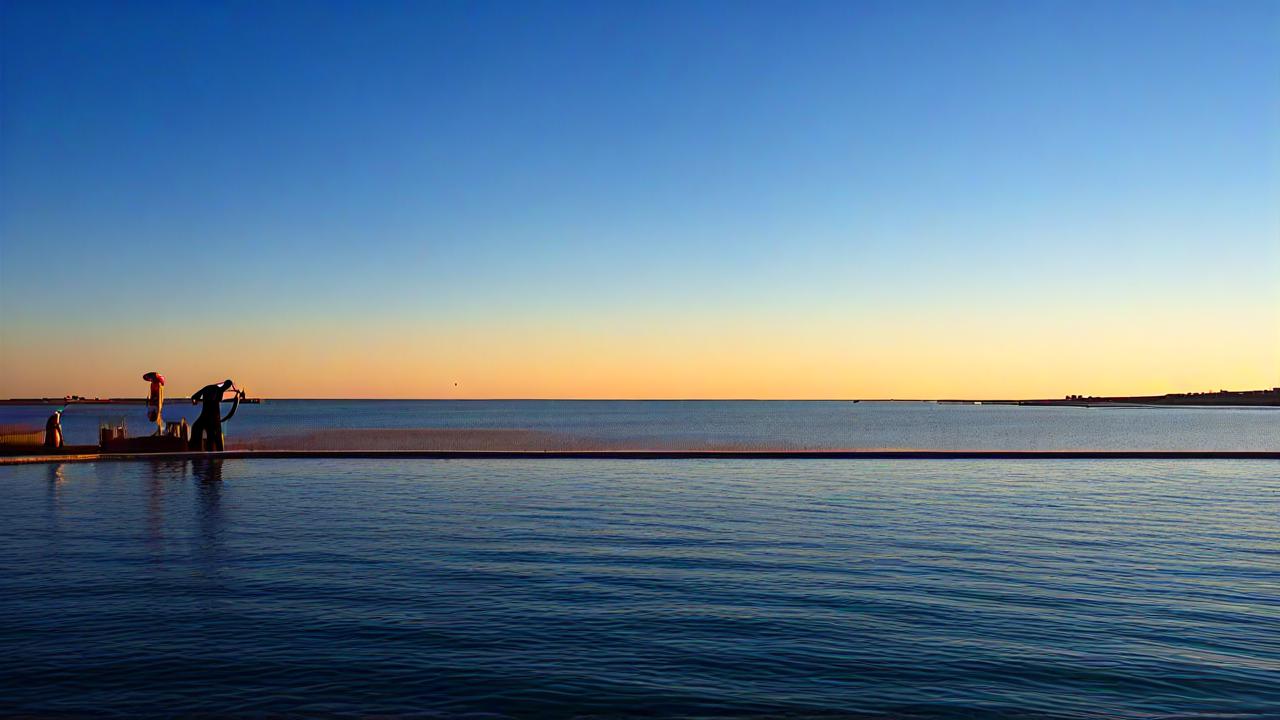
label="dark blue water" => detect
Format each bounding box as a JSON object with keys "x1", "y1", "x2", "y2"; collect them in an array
[
  {"x1": 4, "y1": 400, "x2": 1279, "y2": 449},
  {"x1": 2, "y1": 459, "x2": 1277, "y2": 717}
]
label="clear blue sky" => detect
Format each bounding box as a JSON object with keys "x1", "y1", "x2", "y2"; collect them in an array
[{"x1": 2, "y1": 0, "x2": 1277, "y2": 397}]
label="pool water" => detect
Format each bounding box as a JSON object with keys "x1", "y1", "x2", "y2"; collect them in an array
[{"x1": 1, "y1": 459, "x2": 1277, "y2": 718}]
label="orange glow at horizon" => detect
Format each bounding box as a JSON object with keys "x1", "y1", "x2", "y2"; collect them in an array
[{"x1": 3, "y1": 301, "x2": 1276, "y2": 400}]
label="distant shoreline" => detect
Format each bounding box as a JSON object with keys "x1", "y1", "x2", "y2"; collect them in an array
[
  {"x1": 3, "y1": 391, "x2": 1278, "y2": 407},
  {"x1": 981, "y1": 388, "x2": 1280, "y2": 407}
]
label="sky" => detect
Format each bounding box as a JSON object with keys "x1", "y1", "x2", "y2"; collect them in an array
[{"x1": 2, "y1": 0, "x2": 1277, "y2": 399}]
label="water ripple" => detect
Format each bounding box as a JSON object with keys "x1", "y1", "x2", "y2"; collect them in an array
[{"x1": 1, "y1": 459, "x2": 1277, "y2": 718}]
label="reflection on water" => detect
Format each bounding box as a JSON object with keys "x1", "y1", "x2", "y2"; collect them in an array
[
  {"x1": 2, "y1": 459, "x2": 1277, "y2": 718},
  {"x1": 45, "y1": 463, "x2": 65, "y2": 495},
  {"x1": 192, "y1": 460, "x2": 226, "y2": 592},
  {"x1": 143, "y1": 461, "x2": 187, "y2": 555},
  {"x1": 44, "y1": 464, "x2": 65, "y2": 539},
  {"x1": 146, "y1": 462, "x2": 166, "y2": 552},
  {"x1": 194, "y1": 460, "x2": 224, "y2": 534}
]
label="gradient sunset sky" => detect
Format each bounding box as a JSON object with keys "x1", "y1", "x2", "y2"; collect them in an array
[{"x1": 2, "y1": 0, "x2": 1277, "y2": 399}]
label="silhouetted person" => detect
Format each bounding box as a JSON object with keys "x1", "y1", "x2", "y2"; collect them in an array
[
  {"x1": 143, "y1": 371, "x2": 165, "y2": 435},
  {"x1": 44, "y1": 410, "x2": 63, "y2": 449},
  {"x1": 190, "y1": 379, "x2": 235, "y2": 451}
]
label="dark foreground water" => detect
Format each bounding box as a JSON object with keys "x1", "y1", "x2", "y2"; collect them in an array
[{"x1": 2, "y1": 459, "x2": 1277, "y2": 718}]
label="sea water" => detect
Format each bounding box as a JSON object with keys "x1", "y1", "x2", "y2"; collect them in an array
[
  {"x1": 1, "y1": 459, "x2": 1277, "y2": 717},
  {"x1": 3, "y1": 399, "x2": 1279, "y2": 449}
]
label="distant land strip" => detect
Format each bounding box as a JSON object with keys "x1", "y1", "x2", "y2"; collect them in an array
[
  {"x1": 3, "y1": 450, "x2": 1279, "y2": 465},
  {"x1": 3, "y1": 388, "x2": 1278, "y2": 406},
  {"x1": 945, "y1": 388, "x2": 1280, "y2": 406}
]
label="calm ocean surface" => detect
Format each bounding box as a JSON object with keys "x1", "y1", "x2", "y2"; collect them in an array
[
  {"x1": 3, "y1": 399, "x2": 1280, "y2": 449},
  {"x1": 1, "y1": 458, "x2": 1277, "y2": 718}
]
